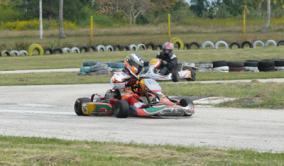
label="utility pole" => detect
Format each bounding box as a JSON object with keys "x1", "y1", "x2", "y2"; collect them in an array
[
  {"x1": 59, "y1": 0, "x2": 65, "y2": 38},
  {"x1": 39, "y1": 0, "x2": 43, "y2": 40}
]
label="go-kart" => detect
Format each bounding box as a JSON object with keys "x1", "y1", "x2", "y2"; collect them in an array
[
  {"x1": 141, "y1": 58, "x2": 196, "y2": 82},
  {"x1": 74, "y1": 78, "x2": 194, "y2": 118}
]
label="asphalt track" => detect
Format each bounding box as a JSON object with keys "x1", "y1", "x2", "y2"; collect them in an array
[{"x1": 0, "y1": 84, "x2": 284, "y2": 152}]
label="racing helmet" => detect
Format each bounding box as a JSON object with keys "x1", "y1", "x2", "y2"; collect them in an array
[
  {"x1": 124, "y1": 53, "x2": 144, "y2": 77},
  {"x1": 162, "y1": 42, "x2": 174, "y2": 55}
]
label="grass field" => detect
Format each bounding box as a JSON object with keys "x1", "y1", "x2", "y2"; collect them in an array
[
  {"x1": 0, "y1": 23, "x2": 284, "y2": 49},
  {"x1": 0, "y1": 136, "x2": 283, "y2": 166},
  {"x1": 162, "y1": 83, "x2": 284, "y2": 109},
  {"x1": 1, "y1": 72, "x2": 284, "y2": 86},
  {"x1": 0, "y1": 47, "x2": 283, "y2": 71}
]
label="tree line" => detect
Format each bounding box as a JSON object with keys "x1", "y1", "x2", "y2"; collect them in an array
[{"x1": 0, "y1": 0, "x2": 283, "y2": 25}]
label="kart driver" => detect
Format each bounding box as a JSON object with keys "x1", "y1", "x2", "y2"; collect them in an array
[
  {"x1": 111, "y1": 53, "x2": 148, "y2": 110},
  {"x1": 156, "y1": 42, "x2": 179, "y2": 82}
]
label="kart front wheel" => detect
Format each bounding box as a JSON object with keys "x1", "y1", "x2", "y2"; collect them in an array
[
  {"x1": 74, "y1": 98, "x2": 91, "y2": 116},
  {"x1": 113, "y1": 100, "x2": 129, "y2": 118},
  {"x1": 180, "y1": 98, "x2": 194, "y2": 116}
]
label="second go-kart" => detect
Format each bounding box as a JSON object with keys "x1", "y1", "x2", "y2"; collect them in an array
[{"x1": 141, "y1": 58, "x2": 196, "y2": 82}]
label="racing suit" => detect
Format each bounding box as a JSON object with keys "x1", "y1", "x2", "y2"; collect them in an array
[
  {"x1": 111, "y1": 69, "x2": 146, "y2": 110},
  {"x1": 156, "y1": 52, "x2": 179, "y2": 81}
]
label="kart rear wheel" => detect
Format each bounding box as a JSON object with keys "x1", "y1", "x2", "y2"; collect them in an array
[
  {"x1": 113, "y1": 100, "x2": 129, "y2": 118},
  {"x1": 74, "y1": 98, "x2": 91, "y2": 116},
  {"x1": 180, "y1": 98, "x2": 194, "y2": 116}
]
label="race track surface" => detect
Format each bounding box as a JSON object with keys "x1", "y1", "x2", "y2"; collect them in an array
[{"x1": 0, "y1": 84, "x2": 283, "y2": 152}]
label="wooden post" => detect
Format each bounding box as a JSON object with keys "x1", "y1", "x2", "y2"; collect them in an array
[{"x1": 90, "y1": 16, "x2": 94, "y2": 44}]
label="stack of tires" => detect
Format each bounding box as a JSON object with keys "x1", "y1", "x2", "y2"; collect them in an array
[
  {"x1": 212, "y1": 61, "x2": 229, "y2": 72},
  {"x1": 258, "y1": 60, "x2": 275, "y2": 72},
  {"x1": 227, "y1": 62, "x2": 244, "y2": 72},
  {"x1": 275, "y1": 60, "x2": 284, "y2": 71},
  {"x1": 244, "y1": 60, "x2": 259, "y2": 72}
]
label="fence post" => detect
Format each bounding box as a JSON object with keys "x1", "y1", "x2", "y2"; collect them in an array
[
  {"x1": 242, "y1": 2, "x2": 248, "y2": 34},
  {"x1": 90, "y1": 16, "x2": 94, "y2": 44}
]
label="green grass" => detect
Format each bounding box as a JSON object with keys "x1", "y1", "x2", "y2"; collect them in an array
[
  {"x1": 0, "y1": 47, "x2": 283, "y2": 71},
  {"x1": 1, "y1": 72, "x2": 284, "y2": 86},
  {"x1": 0, "y1": 136, "x2": 283, "y2": 166},
  {"x1": 0, "y1": 22, "x2": 283, "y2": 49},
  {"x1": 161, "y1": 83, "x2": 284, "y2": 109}
]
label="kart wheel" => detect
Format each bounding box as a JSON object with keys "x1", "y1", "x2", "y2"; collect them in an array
[
  {"x1": 112, "y1": 100, "x2": 129, "y2": 118},
  {"x1": 180, "y1": 98, "x2": 194, "y2": 116},
  {"x1": 171, "y1": 70, "x2": 179, "y2": 82},
  {"x1": 74, "y1": 98, "x2": 91, "y2": 116}
]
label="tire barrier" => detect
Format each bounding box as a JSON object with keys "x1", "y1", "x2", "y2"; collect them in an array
[
  {"x1": 244, "y1": 60, "x2": 259, "y2": 72},
  {"x1": 53, "y1": 48, "x2": 63, "y2": 54},
  {"x1": 129, "y1": 44, "x2": 138, "y2": 51},
  {"x1": 212, "y1": 61, "x2": 229, "y2": 72},
  {"x1": 227, "y1": 61, "x2": 245, "y2": 72},
  {"x1": 197, "y1": 62, "x2": 213, "y2": 72},
  {"x1": 1, "y1": 50, "x2": 10, "y2": 56},
  {"x1": 71, "y1": 47, "x2": 80, "y2": 54},
  {"x1": 258, "y1": 60, "x2": 275, "y2": 72},
  {"x1": 28, "y1": 43, "x2": 44, "y2": 56},
  {"x1": 171, "y1": 37, "x2": 184, "y2": 49},
  {"x1": 275, "y1": 60, "x2": 284, "y2": 71},
  {"x1": 45, "y1": 48, "x2": 53, "y2": 55},
  {"x1": 62, "y1": 47, "x2": 71, "y2": 54},
  {"x1": 253, "y1": 40, "x2": 265, "y2": 48},
  {"x1": 80, "y1": 46, "x2": 89, "y2": 53},
  {"x1": 215, "y1": 40, "x2": 229, "y2": 49},
  {"x1": 96, "y1": 45, "x2": 106, "y2": 52},
  {"x1": 19, "y1": 50, "x2": 28, "y2": 56},
  {"x1": 137, "y1": 44, "x2": 147, "y2": 50},
  {"x1": 146, "y1": 43, "x2": 155, "y2": 50},
  {"x1": 155, "y1": 44, "x2": 163, "y2": 50},
  {"x1": 185, "y1": 42, "x2": 200, "y2": 49},
  {"x1": 229, "y1": 42, "x2": 241, "y2": 49},
  {"x1": 265, "y1": 40, "x2": 277, "y2": 47},
  {"x1": 277, "y1": 40, "x2": 284, "y2": 46},
  {"x1": 241, "y1": 41, "x2": 253, "y2": 48},
  {"x1": 202, "y1": 41, "x2": 215, "y2": 49},
  {"x1": 80, "y1": 61, "x2": 111, "y2": 75},
  {"x1": 1, "y1": 39, "x2": 284, "y2": 58},
  {"x1": 9, "y1": 50, "x2": 20, "y2": 56},
  {"x1": 105, "y1": 45, "x2": 114, "y2": 52}
]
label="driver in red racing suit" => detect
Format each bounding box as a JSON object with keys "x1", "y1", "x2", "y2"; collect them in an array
[{"x1": 110, "y1": 53, "x2": 148, "y2": 110}]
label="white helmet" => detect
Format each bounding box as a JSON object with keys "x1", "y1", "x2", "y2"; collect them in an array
[{"x1": 124, "y1": 53, "x2": 144, "y2": 77}]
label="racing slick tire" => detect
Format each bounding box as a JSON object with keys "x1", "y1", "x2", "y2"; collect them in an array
[
  {"x1": 171, "y1": 69, "x2": 179, "y2": 82},
  {"x1": 74, "y1": 98, "x2": 91, "y2": 116},
  {"x1": 112, "y1": 100, "x2": 129, "y2": 118},
  {"x1": 179, "y1": 98, "x2": 194, "y2": 116}
]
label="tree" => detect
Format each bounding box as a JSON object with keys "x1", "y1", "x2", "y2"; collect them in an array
[
  {"x1": 118, "y1": 0, "x2": 153, "y2": 24},
  {"x1": 59, "y1": 0, "x2": 65, "y2": 38}
]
